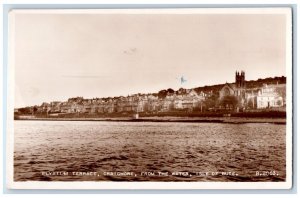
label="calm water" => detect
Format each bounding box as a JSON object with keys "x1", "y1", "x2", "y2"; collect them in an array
[{"x1": 14, "y1": 121, "x2": 286, "y2": 182}]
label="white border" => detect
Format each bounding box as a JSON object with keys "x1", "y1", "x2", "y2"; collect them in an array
[
  {"x1": 7, "y1": 5, "x2": 16, "y2": 191},
  {"x1": 6, "y1": 7, "x2": 293, "y2": 190},
  {"x1": 8, "y1": 7, "x2": 293, "y2": 14}
]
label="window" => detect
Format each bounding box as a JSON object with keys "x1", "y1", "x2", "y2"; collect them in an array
[{"x1": 224, "y1": 87, "x2": 230, "y2": 96}]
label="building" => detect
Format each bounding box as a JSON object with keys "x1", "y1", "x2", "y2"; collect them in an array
[
  {"x1": 219, "y1": 71, "x2": 246, "y2": 99},
  {"x1": 219, "y1": 71, "x2": 285, "y2": 110},
  {"x1": 173, "y1": 90, "x2": 204, "y2": 111},
  {"x1": 257, "y1": 84, "x2": 284, "y2": 109},
  {"x1": 19, "y1": 70, "x2": 286, "y2": 116},
  {"x1": 219, "y1": 71, "x2": 246, "y2": 110}
]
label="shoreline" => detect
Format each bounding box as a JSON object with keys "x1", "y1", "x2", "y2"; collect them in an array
[{"x1": 15, "y1": 116, "x2": 286, "y2": 124}]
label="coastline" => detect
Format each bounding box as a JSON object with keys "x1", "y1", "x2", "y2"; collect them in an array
[{"x1": 14, "y1": 116, "x2": 286, "y2": 124}]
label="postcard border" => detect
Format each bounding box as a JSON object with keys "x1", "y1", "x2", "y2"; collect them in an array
[{"x1": 3, "y1": 4, "x2": 296, "y2": 193}]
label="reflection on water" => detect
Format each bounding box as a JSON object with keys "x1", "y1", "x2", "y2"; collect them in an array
[{"x1": 14, "y1": 121, "x2": 286, "y2": 182}]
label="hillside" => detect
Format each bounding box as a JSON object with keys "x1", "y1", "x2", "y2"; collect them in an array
[{"x1": 192, "y1": 76, "x2": 286, "y2": 94}]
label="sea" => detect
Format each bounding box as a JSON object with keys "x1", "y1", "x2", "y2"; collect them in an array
[{"x1": 13, "y1": 120, "x2": 286, "y2": 182}]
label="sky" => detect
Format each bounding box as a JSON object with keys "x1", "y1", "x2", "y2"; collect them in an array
[{"x1": 12, "y1": 11, "x2": 287, "y2": 107}]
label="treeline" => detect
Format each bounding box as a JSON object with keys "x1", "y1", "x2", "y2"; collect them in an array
[{"x1": 245, "y1": 76, "x2": 286, "y2": 89}]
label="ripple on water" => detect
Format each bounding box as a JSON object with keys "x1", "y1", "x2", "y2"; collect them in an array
[{"x1": 14, "y1": 121, "x2": 286, "y2": 182}]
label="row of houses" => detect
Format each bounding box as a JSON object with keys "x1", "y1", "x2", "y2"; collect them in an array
[
  {"x1": 17, "y1": 74, "x2": 286, "y2": 115},
  {"x1": 36, "y1": 89, "x2": 208, "y2": 114}
]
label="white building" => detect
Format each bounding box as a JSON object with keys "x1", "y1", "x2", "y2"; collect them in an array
[{"x1": 257, "y1": 84, "x2": 284, "y2": 109}]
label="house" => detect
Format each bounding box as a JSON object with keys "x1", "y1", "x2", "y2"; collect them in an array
[
  {"x1": 257, "y1": 84, "x2": 284, "y2": 109},
  {"x1": 161, "y1": 99, "x2": 174, "y2": 112},
  {"x1": 173, "y1": 89, "x2": 203, "y2": 111},
  {"x1": 60, "y1": 102, "x2": 72, "y2": 113},
  {"x1": 49, "y1": 101, "x2": 61, "y2": 113}
]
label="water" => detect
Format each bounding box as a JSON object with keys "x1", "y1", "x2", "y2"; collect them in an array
[{"x1": 14, "y1": 121, "x2": 286, "y2": 182}]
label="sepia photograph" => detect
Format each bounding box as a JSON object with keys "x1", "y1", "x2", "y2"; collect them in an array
[{"x1": 7, "y1": 8, "x2": 292, "y2": 189}]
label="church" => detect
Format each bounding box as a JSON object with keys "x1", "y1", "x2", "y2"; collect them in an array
[{"x1": 219, "y1": 71, "x2": 246, "y2": 110}]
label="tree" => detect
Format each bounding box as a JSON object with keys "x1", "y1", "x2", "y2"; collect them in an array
[
  {"x1": 33, "y1": 106, "x2": 38, "y2": 114},
  {"x1": 247, "y1": 99, "x2": 255, "y2": 109},
  {"x1": 18, "y1": 107, "x2": 32, "y2": 115},
  {"x1": 167, "y1": 88, "x2": 175, "y2": 94},
  {"x1": 275, "y1": 87, "x2": 286, "y2": 104},
  {"x1": 219, "y1": 95, "x2": 238, "y2": 110},
  {"x1": 203, "y1": 93, "x2": 219, "y2": 110},
  {"x1": 158, "y1": 89, "x2": 168, "y2": 99},
  {"x1": 276, "y1": 100, "x2": 282, "y2": 106}
]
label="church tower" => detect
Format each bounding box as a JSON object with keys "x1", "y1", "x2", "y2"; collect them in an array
[{"x1": 235, "y1": 70, "x2": 245, "y2": 88}]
